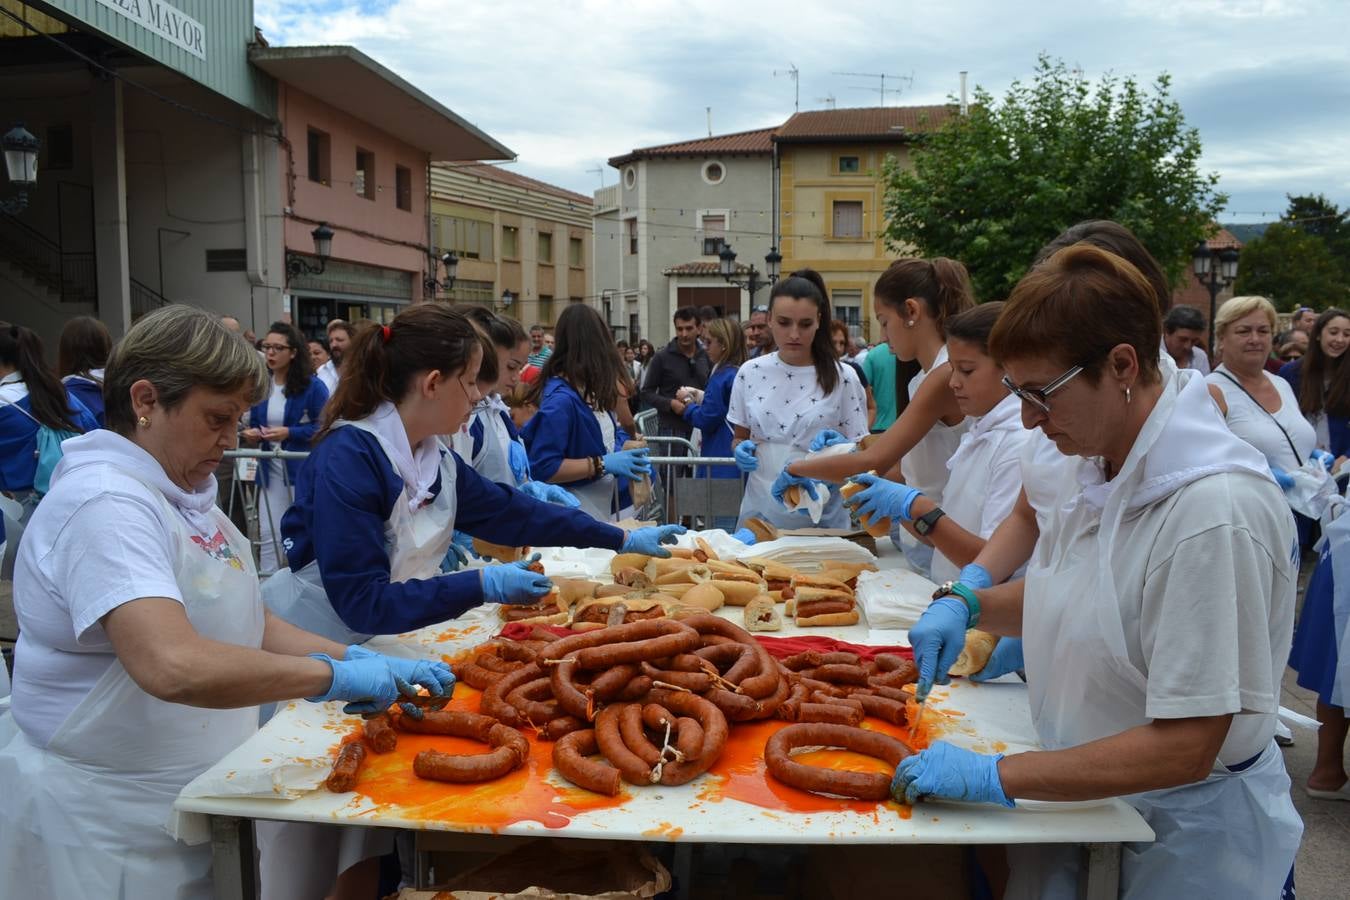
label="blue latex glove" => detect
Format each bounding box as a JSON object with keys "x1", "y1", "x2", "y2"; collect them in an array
[
  {"x1": 307, "y1": 652, "x2": 436, "y2": 716},
  {"x1": 969, "y1": 638, "x2": 1025, "y2": 683},
  {"x1": 771, "y1": 468, "x2": 822, "y2": 506},
  {"x1": 1311, "y1": 449, "x2": 1336, "y2": 471},
  {"x1": 909, "y1": 596, "x2": 970, "y2": 702},
  {"x1": 731, "y1": 528, "x2": 758, "y2": 545},
  {"x1": 734, "y1": 440, "x2": 759, "y2": 473},
  {"x1": 809, "y1": 429, "x2": 852, "y2": 452},
  {"x1": 520, "y1": 480, "x2": 581, "y2": 508},
  {"x1": 845, "y1": 472, "x2": 923, "y2": 523},
  {"x1": 1270, "y1": 465, "x2": 1295, "y2": 491},
  {"x1": 508, "y1": 440, "x2": 532, "y2": 483},
  {"x1": 958, "y1": 563, "x2": 993, "y2": 591},
  {"x1": 602, "y1": 448, "x2": 652, "y2": 480},
  {"x1": 345, "y1": 645, "x2": 456, "y2": 718},
  {"x1": 621, "y1": 524, "x2": 688, "y2": 557},
  {"x1": 891, "y1": 741, "x2": 1014, "y2": 808},
  {"x1": 480, "y1": 553, "x2": 552, "y2": 604},
  {"x1": 440, "y1": 530, "x2": 476, "y2": 573}
]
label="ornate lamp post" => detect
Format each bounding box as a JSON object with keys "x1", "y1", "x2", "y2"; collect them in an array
[
  {"x1": 719, "y1": 244, "x2": 783, "y2": 301},
  {"x1": 285, "y1": 222, "x2": 334, "y2": 280},
  {"x1": 1191, "y1": 242, "x2": 1240, "y2": 352},
  {"x1": 1, "y1": 123, "x2": 40, "y2": 215}
]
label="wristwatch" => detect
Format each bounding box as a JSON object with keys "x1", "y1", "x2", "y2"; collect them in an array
[
  {"x1": 932, "y1": 580, "x2": 981, "y2": 629},
  {"x1": 912, "y1": 505, "x2": 946, "y2": 536}
]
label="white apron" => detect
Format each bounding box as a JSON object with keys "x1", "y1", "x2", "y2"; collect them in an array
[
  {"x1": 570, "y1": 409, "x2": 624, "y2": 522},
  {"x1": 0, "y1": 491, "x2": 263, "y2": 899},
  {"x1": 1009, "y1": 374, "x2": 1302, "y2": 900},
  {"x1": 738, "y1": 438, "x2": 850, "y2": 531},
  {"x1": 1327, "y1": 504, "x2": 1350, "y2": 708},
  {"x1": 262, "y1": 420, "x2": 460, "y2": 646},
  {"x1": 474, "y1": 403, "x2": 522, "y2": 488}
]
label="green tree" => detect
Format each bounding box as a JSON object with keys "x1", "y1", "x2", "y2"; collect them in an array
[
  {"x1": 1284, "y1": 193, "x2": 1350, "y2": 284},
  {"x1": 881, "y1": 56, "x2": 1226, "y2": 300},
  {"x1": 1232, "y1": 222, "x2": 1349, "y2": 312}
]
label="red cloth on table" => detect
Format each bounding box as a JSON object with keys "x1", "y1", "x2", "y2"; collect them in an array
[{"x1": 497, "y1": 622, "x2": 911, "y2": 662}]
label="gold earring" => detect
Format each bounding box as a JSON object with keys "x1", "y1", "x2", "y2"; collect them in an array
[
  {"x1": 906, "y1": 321, "x2": 915, "y2": 328},
  {"x1": 138, "y1": 416, "x2": 150, "y2": 427}
]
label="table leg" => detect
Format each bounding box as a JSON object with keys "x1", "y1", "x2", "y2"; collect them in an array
[
  {"x1": 1081, "y1": 842, "x2": 1121, "y2": 900},
  {"x1": 211, "y1": 815, "x2": 258, "y2": 900},
  {"x1": 671, "y1": 844, "x2": 694, "y2": 900}
]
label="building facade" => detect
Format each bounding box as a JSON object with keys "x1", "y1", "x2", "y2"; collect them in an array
[
  {"x1": 774, "y1": 106, "x2": 949, "y2": 342},
  {"x1": 596, "y1": 128, "x2": 775, "y2": 346},
  {"x1": 429, "y1": 163, "x2": 591, "y2": 331}
]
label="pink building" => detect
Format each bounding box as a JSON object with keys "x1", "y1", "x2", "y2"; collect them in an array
[{"x1": 250, "y1": 46, "x2": 513, "y2": 335}]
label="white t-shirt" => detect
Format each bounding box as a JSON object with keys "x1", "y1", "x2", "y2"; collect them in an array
[
  {"x1": 930, "y1": 394, "x2": 1030, "y2": 585},
  {"x1": 10, "y1": 436, "x2": 208, "y2": 748},
  {"x1": 1040, "y1": 468, "x2": 1295, "y2": 765},
  {"x1": 901, "y1": 345, "x2": 969, "y2": 503},
  {"x1": 316, "y1": 360, "x2": 339, "y2": 396},
  {"x1": 1207, "y1": 366, "x2": 1315, "y2": 473},
  {"x1": 726, "y1": 353, "x2": 869, "y2": 450},
  {"x1": 1159, "y1": 338, "x2": 1211, "y2": 375}
]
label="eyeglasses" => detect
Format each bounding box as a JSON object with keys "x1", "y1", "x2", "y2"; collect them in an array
[
  {"x1": 1001, "y1": 364, "x2": 1084, "y2": 415},
  {"x1": 260, "y1": 343, "x2": 293, "y2": 353},
  {"x1": 751, "y1": 305, "x2": 769, "y2": 313}
]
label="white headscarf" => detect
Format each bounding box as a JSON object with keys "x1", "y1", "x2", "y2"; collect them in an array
[{"x1": 334, "y1": 401, "x2": 442, "y2": 512}]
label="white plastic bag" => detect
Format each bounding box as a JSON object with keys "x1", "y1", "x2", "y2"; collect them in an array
[{"x1": 1285, "y1": 460, "x2": 1336, "y2": 520}]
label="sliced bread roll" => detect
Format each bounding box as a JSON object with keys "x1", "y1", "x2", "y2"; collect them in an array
[
  {"x1": 839, "y1": 471, "x2": 892, "y2": 537},
  {"x1": 949, "y1": 630, "x2": 998, "y2": 676},
  {"x1": 743, "y1": 595, "x2": 782, "y2": 632}
]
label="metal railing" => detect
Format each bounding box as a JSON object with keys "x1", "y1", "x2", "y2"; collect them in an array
[
  {"x1": 130, "y1": 277, "x2": 172, "y2": 320},
  {"x1": 0, "y1": 211, "x2": 97, "y2": 305}
]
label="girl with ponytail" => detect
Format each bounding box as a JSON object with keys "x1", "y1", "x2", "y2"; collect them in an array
[
  {"x1": 773, "y1": 257, "x2": 975, "y2": 575},
  {"x1": 1, "y1": 321, "x2": 98, "y2": 520},
  {"x1": 727, "y1": 268, "x2": 870, "y2": 530}
]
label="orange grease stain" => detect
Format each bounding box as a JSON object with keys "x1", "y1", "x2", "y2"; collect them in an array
[
  {"x1": 346, "y1": 686, "x2": 627, "y2": 831},
  {"x1": 642, "y1": 822, "x2": 685, "y2": 839}
]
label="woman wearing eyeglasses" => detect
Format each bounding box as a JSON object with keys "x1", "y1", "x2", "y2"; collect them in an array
[
  {"x1": 242, "y1": 321, "x2": 329, "y2": 574},
  {"x1": 259, "y1": 304, "x2": 681, "y2": 898},
  {"x1": 897, "y1": 244, "x2": 1302, "y2": 900}
]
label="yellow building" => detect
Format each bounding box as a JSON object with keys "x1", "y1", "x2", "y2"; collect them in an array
[{"x1": 775, "y1": 106, "x2": 951, "y2": 340}]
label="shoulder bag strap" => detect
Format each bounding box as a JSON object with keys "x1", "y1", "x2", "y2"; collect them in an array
[{"x1": 1217, "y1": 370, "x2": 1303, "y2": 466}]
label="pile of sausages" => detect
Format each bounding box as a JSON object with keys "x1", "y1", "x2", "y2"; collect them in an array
[{"x1": 777, "y1": 649, "x2": 919, "y2": 728}]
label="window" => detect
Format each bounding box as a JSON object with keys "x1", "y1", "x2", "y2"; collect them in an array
[
  {"x1": 395, "y1": 165, "x2": 412, "y2": 211},
  {"x1": 205, "y1": 248, "x2": 247, "y2": 272},
  {"x1": 45, "y1": 124, "x2": 73, "y2": 171},
  {"x1": 538, "y1": 231, "x2": 553, "y2": 263},
  {"x1": 307, "y1": 128, "x2": 331, "y2": 185},
  {"x1": 833, "y1": 290, "x2": 863, "y2": 333},
  {"x1": 838, "y1": 155, "x2": 861, "y2": 173},
  {"x1": 437, "y1": 216, "x2": 494, "y2": 261},
  {"x1": 569, "y1": 236, "x2": 583, "y2": 267},
  {"x1": 701, "y1": 213, "x2": 725, "y2": 256},
  {"x1": 626, "y1": 218, "x2": 638, "y2": 255},
  {"x1": 623, "y1": 166, "x2": 636, "y2": 189},
  {"x1": 539, "y1": 295, "x2": 555, "y2": 326},
  {"x1": 832, "y1": 200, "x2": 863, "y2": 238},
  {"x1": 448, "y1": 279, "x2": 495, "y2": 304},
  {"x1": 701, "y1": 160, "x2": 725, "y2": 185},
  {"x1": 502, "y1": 225, "x2": 519, "y2": 259},
  {"x1": 629, "y1": 312, "x2": 640, "y2": 342},
  {"x1": 355, "y1": 148, "x2": 375, "y2": 200}
]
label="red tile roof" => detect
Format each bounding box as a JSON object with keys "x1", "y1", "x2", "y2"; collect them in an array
[
  {"x1": 449, "y1": 163, "x2": 591, "y2": 206},
  {"x1": 609, "y1": 127, "x2": 777, "y2": 167},
  {"x1": 773, "y1": 105, "x2": 954, "y2": 143},
  {"x1": 1205, "y1": 227, "x2": 1243, "y2": 250},
  {"x1": 663, "y1": 261, "x2": 751, "y2": 277}
]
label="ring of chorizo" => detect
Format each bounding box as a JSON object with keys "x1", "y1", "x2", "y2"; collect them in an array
[
  {"x1": 765, "y1": 723, "x2": 911, "y2": 801},
  {"x1": 412, "y1": 722, "x2": 530, "y2": 784}
]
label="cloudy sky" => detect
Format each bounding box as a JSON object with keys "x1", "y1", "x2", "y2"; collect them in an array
[{"x1": 255, "y1": 0, "x2": 1350, "y2": 223}]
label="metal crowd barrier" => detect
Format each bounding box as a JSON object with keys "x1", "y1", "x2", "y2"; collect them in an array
[{"x1": 221, "y1": 448, "x2": 307, "y2": 576}]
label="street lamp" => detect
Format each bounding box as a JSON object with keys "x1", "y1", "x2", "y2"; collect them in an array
[
  {"x1": 425, "y1": 250, "x2": 459, "y2": 297},
  {"x1": 1192, "y1": 242, "x2": 1240, "y2": 352},
  {"x1": 1, "y1": 123, "x2": 40, "y2": 216},
  {"x1": 497, "y1": 289, "x2": 514, "y2": 311},
  {"x1": 286, "y1": 222, "x2": 335, "y2": 280},
  {"x1": 718, "y1": 244, "x2": 783, "y2": 300}
]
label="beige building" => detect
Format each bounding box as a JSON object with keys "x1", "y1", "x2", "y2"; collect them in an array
[
  {"x1": 775, "y1": 106, "x2": 951, "y2": 341},
  {"x1": 429, "y1": 164, "x2": 592, "y2": 329}
]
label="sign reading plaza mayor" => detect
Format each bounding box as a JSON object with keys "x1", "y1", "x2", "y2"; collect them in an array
[{"x1": 91, "y1": 0, "x2": 206, "y2": 60}]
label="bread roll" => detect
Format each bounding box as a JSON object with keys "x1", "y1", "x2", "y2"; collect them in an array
[
  {"x1": 709, "y1": 579, "x2": 766, "y2": 606},
  {"x1": 680, "y1": 582, "x2": 725, "y2": 612},
  {"x1": 743, "y1": 595, "x2": 782, "y2": 632},
  {"x1": 949, "y1": 630, "x2": 998, "y2": 676},
  {"x1": 609, "y1": 553, "x2": 651, "y2": 576},
  {"x1": 743, "y1": 517, "x2": 779, "y2": 543},
  {"x1": 839, "y1": 472, "x2": 891, "y2": 537},
  {"x1": 472, "y1": 538, "x2": 527, "y2": 562}
]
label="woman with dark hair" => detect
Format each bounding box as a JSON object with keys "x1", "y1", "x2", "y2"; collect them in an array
[
  {"x1": 728, "y1": 269, "x2": 868, "y2": 529},
  {"x1": 307, "y1": 336, "x2": 331, "y2": 372},
  {"x1": 58, "y1": 315, "x2": 112, "y2": 427},
  {"x1": 773, "y1": 258, "x2": 974, "y2": 574},
  {"x1": 1279, "y1": 307, "x2": 1350, "y2": 459},
  {"x1": 261, "y1": 303, "x2": 680, "y2": 897},
  {"x1": 636, "y1": 339, "x2": 656, "y2": 390},
  {"x1": 900, "y1": 244, "x2": 1301, "y2": 898},
  {"x1": 0, "y1": 321, "x2": 97, "y2": 522},
  {"x1": 242, "y1": 321, "x2": 329, "y2": 573},
  {"x1": 522, "y1": 304, "x2": 658, "y2": 522}
]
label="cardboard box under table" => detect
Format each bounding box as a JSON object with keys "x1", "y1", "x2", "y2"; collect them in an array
[{"x1": 174, "y1": 536, "x2": 1151, "y2": 900}]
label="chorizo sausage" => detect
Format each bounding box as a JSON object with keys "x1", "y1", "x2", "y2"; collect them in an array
[
  {"x1": 325, "y1": 740, "x2": 366, "y2": 793},
  {"x1": 587, "y1": 663, "x2": 639, "y2": 701},
  {"x1": 451, "y1": 659, "x2": 501, "y2": 691},
  {"x1": 796, "y1": 702, "x2": 864, "y2": 726},
  {"x1": 869, "y1": 663, "x2": 919, "y2": 689},
  {"x1": 705, "y1": 687, "x2": 761, "y2": 722},
  {"x1": 862, "y1": 682, "x2": 911, "y2": 702},
  {"x1": 794, "y1": 600, "x2": 855, "y2": 618},
  {"x1": 480, "y1": 662, "x2": 542, "y2": 726},
  {"x1": 777, "y1": 681, "x2": 810, "y2": 721},
  {"x1": 594, "y1": 704, "x2": 658, "y2": 785},
  {"x1": 618, "y1": 702, "x2": 665, "y2": 767},
  {"x1": 542, "y1": 715, "x2": 587, "y2": 741},
  {"x1": 782, "y1": 650, "x2": 825, "y2": 671},
  {"x1": 412, "y1": 722, "x2": 529, "y2": 784},
  {"x1": 362, "y1": 714, "x2": 397, "y2": 753},
  {"x1": 644, "y1": 689, "x2": 729, "y2": 786},
  {"x1": 548, "y1": 658, "x2": 593, "y2": 721},
  {"x1": 809, "y1": 691, "x2": 865, "y2": 713},
  {"x1": 818, "y1": 651, "x2": 861, "y2": 666},
  {"x1": 539, "y1": 620, "x2": 700, "y2": 671},
  {"x1": 552, "y1": 729, "x2": 621, "y2": 796},
  {"x1": 396, "y1": 709, "x2": 496, "y2": 741},
  {"x1": 798, "y1": 664, "x2": 871, "y2": 686},
  {"x1": 505, "y1": 676, "x2": 560, "y2": 724},
  {"x1": 764, "y1": 723, "x2": 910, "y2": 801},
  {"x1": 475, "y1": 653, "x2": 523, "y2": 674},
  {"x1": 852, "y1": 692, "x2": 909, "y2": 726},
  {"x1": 616, "y1": 675, "x2": 654, "y2": 702},
  {"x1": 640, "y1": 661, "x2": 713, "y2": 692}
]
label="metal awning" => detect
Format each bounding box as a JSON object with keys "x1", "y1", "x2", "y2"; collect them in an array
[{"x1": 249, "y1": 45, "x2": 514, "y2": 161}]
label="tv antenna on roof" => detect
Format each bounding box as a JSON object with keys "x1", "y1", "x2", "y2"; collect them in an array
[
  {"x1": 833, "y1": 70, "x2": 914, "y2": 105},
  {"x1": 587, "y1": 165, "x2": 606, "y2": 188},
  {"x1": 774, "y1": 63, "x2": 800, "y2": 112},
  {"x1": 815, "y1": 94, "x2": 837, "y2": 109}
]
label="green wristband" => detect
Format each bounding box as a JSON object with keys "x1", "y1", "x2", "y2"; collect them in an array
[{"x1": 938, "y1": 582, "x2": 981, "y2": 630}]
